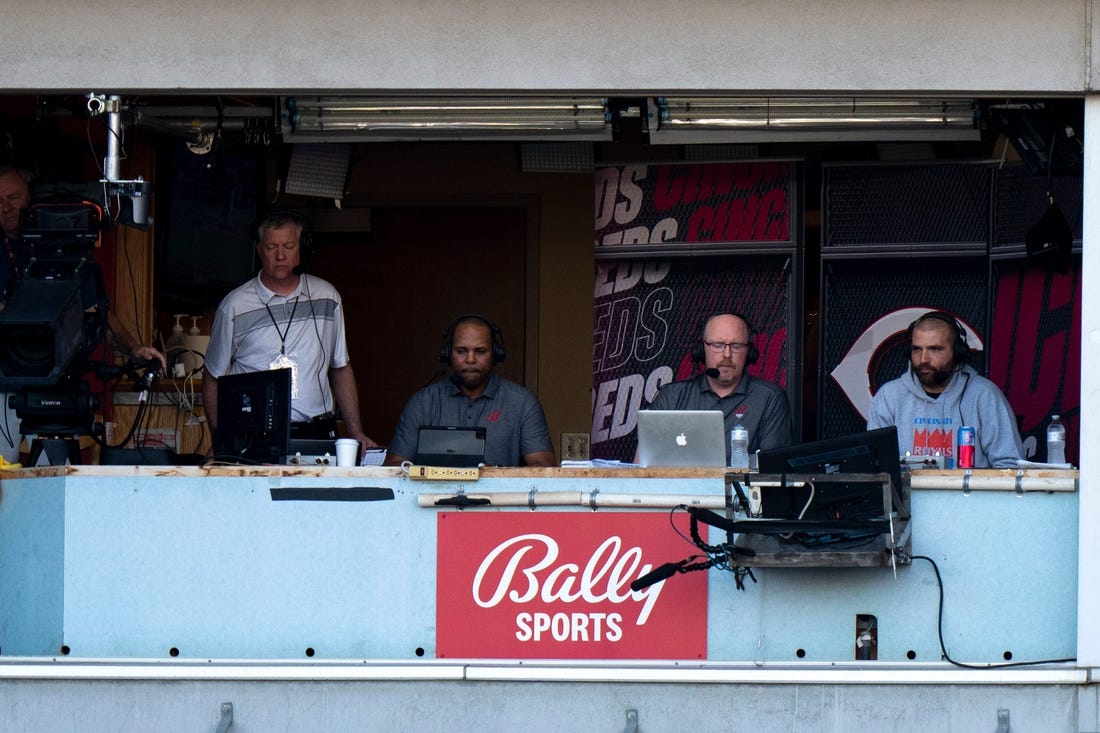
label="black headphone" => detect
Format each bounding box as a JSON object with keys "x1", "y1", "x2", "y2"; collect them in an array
[
  {"x1": 690, "y1": 311, "x2": 759, "y2": 366},
  {"x1": 439, "y1": 314, "x2": 506, "y2": 365},
  {"x1": 256, "y1": 209, "x2": 314, "y2": 274},
  {"x1": 907, "y1": 310, "x2": 971, "y2": 365}
]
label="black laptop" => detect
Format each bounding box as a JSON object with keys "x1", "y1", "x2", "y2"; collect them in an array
[{"x1": 415, "y1": 426, "x2": 486, "y2": 467}]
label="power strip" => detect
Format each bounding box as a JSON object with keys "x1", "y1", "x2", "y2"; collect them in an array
[{"x1": 407, "y1": 465, "x2": 480, "y2": 481}]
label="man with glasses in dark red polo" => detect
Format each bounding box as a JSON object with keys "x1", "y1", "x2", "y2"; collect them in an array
[{"x1": 645, "y1": 312, "x2": 793, "y2": 462}]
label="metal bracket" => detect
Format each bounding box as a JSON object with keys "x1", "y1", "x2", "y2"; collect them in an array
[
  {"x1": 215, "y1": 702, "x2": 233, "y2": 733},
  {"x1": 995, "y1": 708, "x2": 1009, "y2": 733},
  {"x1": 623, "y1": 708, "x2": 638, "y2": 733}
]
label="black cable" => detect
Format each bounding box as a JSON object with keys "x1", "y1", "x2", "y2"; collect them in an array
[
  {"x1": 912, "y1": 555, "x2": 1075, "y2": 669},
  {"x1": 1046, "y1": 130, "x2": 1057, "y2": 200},
  {"x1": 0, "y1": 394, "x2": 15, "y2": 450},
  {"x1": 122, "y1": 236, "x2": 144, "y2": 349},
  {"x1": 304, "y1": 275, "x2": 333, "y2": 417},
  {"x1": 85, "y1": 117, "x2": 107, "y2": 178},
  {"x1": 667, "y1": 505, "x2": 756, "y2": 589}
]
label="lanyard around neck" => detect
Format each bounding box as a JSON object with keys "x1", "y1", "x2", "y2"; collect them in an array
[{"x1": 263, "y1": 295, "x2": 301, "y2": 355}]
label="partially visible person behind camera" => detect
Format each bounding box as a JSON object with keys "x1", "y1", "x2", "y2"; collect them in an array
[{"x1": 0, "y1": 164, "x2": 165, "y2": 366}]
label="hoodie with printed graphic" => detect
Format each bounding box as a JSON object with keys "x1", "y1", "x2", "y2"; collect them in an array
[{"x1": 867, "y1": 363, "x2": 1023, "y2": 468}]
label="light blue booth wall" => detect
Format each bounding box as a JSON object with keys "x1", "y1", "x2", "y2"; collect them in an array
[{"x1": 0, "y1": 470, "x2": 1078, "y2": 663}]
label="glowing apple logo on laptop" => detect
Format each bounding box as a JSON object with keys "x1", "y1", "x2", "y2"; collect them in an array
[{"x1": 675, "y1": 432, "x2": 688, "y2": 446}]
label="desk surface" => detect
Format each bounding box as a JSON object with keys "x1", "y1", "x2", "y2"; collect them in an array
[{"x1": 0, "y1": 464, "x2": 1080, "y2": 484}]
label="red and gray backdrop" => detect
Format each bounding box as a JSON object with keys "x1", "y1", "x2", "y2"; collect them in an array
[
  {"x1": 820, "y1": 161, "x2": 1080, "y2": 464},
  {"x1": 591, "y1": 159, "x2": 1081, "y2": 465},
  {"x1": 591, "y1": 161, "x2": 799, "y2": 462}
]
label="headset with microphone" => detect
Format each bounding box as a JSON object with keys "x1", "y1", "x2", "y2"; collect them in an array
[
  {"x1": 439, "y1": 314, "x2": 506, "y2": 365},
  {"x1": 906, "y1": 309, "x2": 976, "y2": 443},
  {"x1": 256, "y1": 209, "x2": 314, "y2": 276},
  {"x1": 691, "y1": 311, "x2": 760, "y2": 377},
  {"x1": 906, "y1": 310, "x2": 970, "y2": 367}
]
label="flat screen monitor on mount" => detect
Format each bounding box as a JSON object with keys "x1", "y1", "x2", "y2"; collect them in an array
[
  {"x1": 214, "y1": 368, "x2": 292, "y2": 464},
  {"x1": 755, "y1": 426, "x2": 905, "y2": 521}
]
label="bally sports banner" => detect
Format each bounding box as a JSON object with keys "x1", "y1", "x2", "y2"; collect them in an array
[
  {"x1": 595, "y1": 161, "x2": 795, "y2": 249},
  {"x1": 435, "y1": 512, "x2": 707, "y2": 659}
]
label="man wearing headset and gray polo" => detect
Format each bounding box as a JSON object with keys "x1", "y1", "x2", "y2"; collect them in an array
[
  {"x1": 644, "y1": 311, "x2": 793, "y2": 463},
  {"x1": 384, "y1": 313, "x2": 555, "y2": 468}
]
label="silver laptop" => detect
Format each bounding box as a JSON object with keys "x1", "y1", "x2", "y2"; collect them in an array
[{"x1": 636, "y1": 410, "x2": 727, "y2": 467}]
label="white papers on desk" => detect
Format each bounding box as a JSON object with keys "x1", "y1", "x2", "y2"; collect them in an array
[{"x1": 560, "y1": 459, "x2": 640, "y2": 468}]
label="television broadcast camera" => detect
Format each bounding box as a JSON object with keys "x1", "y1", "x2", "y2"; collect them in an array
[{"x1": 0, "y1": 198, "x2": 156, "y2": 465}]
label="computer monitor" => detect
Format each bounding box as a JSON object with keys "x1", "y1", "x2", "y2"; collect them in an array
[
  {"x1": 756, "y1": 426, "x2": 906, "y2": 520},
  {"x1": 213, "y1": 368, "x2": 292, "y2": 464}
]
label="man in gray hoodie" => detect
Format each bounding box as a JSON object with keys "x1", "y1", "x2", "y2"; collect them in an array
[{"x1": 867, "y1": 311, "x2": 1023, "y2": 468}]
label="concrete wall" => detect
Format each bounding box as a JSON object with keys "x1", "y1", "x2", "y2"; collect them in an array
[
  {"x1": 0, "y1": 1, "x2": 1093, "y2": 94},
  {"x1": 0, "y1": 674, "x2": 1087, "y2": 733}
]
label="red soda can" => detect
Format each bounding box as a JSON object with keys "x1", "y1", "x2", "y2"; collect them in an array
[{"x1": 957, "y1": 426, "x2": 975, "y2": 468}]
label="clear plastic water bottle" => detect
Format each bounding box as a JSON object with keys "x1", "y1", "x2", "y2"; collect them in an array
[
  {"x1": 1047, "y1": 414, "x2": 1066, "y2": 464},
  {"x1": 730, "y1": 422, "x2": 749, "y2": 469}
]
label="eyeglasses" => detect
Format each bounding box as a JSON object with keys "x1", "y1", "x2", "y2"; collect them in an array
[{"x1": 703, "y1": 340, "x2": 750, "y2": 354}]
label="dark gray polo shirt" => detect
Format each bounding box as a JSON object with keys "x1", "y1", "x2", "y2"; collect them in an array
[
  {"x1": 647, "y1": 373, "x2": 793, "y2": 460},
  {"x1": 389, "y1": 372, "x2": 553, "y2": 466}
]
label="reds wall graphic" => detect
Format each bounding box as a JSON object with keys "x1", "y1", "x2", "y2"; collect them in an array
[
  {"x1": 436, "y1": 512, "x2": 707, "y2": 659},
  {"x1": 595, "y1": 161, "x2": 794, "y2": 248},
  {"x1": 591, "y1": 257, "x2": 791, "y2": 461},
  {"x1": 592, "y1": 161, "x2": 798, "y2": 461},
  {"x1": 990, "y1": 258, "x2": 1081, "y2": 463}
]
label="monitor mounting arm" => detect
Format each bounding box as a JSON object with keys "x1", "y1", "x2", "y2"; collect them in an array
[{"x1": 86, "y1": 93, "x2": 155, "y2": 226}]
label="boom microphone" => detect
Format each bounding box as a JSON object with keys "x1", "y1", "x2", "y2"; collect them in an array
[
  {"x1": 630, "y1": 560, "x2": 687, "y2": 591},
  {"x1": 704, "y1": 367, "x2": 720, "y2": 378},
  {"x1": 449, "y1": 372, "x2": 464, "y2": 387}
]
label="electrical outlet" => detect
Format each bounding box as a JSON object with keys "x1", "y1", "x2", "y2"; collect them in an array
[
  {"x1": 561, "y1": 432, "x2": 590, "y2": 461},
  {"x1": 407, "y1": 465, "x2": 480, "y2": 481}
]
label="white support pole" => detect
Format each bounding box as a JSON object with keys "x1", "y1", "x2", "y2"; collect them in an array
[{"x1": 1077, "y1": 93, "x2": 1100, "y2": 666}]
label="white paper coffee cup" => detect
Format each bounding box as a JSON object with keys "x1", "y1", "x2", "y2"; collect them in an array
[{"x1": 335, "y1": 438, "x2": 359, "y2": 467}]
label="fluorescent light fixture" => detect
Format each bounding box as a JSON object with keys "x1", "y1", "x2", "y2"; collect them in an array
[
  {"x1": 652, "y1": 97, "x2": 979, "y2": 143},
  {"x1": 282, "y1": 97, "x2": 611, "y2": 142}
]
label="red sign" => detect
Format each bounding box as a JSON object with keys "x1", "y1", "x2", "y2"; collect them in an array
[
  {"x1": 436, "y1": 512, "x2": 708, "y2": 659},
  {"x1": 595, "y1": 161, "x2": 795, "y2": 248}
]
